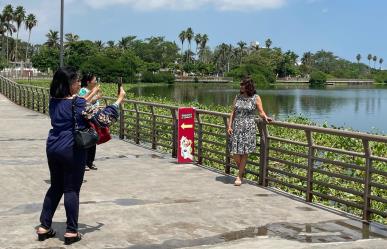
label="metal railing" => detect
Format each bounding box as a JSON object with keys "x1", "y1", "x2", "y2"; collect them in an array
[{"x1": 1, "y1": 75, "x2": 386, "y2": 223}]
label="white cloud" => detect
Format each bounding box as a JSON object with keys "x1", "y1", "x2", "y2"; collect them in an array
[{"x1": 82, "y1": 0, "x2": 287, "y2": 11}]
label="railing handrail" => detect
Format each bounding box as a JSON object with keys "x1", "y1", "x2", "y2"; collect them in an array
[{"x1": 1, "y1": 75, "x2": 386, "y2": 224}]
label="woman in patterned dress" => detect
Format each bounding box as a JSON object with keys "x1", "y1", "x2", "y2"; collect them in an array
[{"x1": 227, "y1": 77, "x2": 272, "y2": 186}]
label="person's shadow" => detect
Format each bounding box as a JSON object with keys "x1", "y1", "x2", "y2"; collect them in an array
[
  {"x1": 49, "y1": 222, "x2": 104, "y2": 241},
  {"x1": 215, "y1": 175, "x2": 235, "y2": 184}
]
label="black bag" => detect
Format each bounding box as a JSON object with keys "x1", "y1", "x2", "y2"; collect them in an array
[{"x1": 72, "y1": 97, "x2": 99, "y2": 149}]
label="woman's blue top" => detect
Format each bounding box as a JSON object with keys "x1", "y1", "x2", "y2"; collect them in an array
[{"x1": 46, "y1": 97, "x2": 118, "y2": 155}]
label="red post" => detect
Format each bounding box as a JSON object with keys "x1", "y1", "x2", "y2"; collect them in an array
[{"x1": 177, "y1": 107, "x2": 195, "y2": 163}]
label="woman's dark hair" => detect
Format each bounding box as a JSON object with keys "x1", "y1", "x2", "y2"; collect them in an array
[
  {"x1": 81, "y1": 73, "x2": 96, "y2": 88},
  {"x1": 240, "y1": 77, "x2": 256, "y2": 97},
  {"x1": 49, "y1": 67, "x2": 79, "y2": 98}
]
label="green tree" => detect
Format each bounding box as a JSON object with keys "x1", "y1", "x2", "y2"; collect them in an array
[
  {"x1": 185, "y1": 27, "x2": 193, "y2": 62},
  {"x1": 356, "y1": 54, "x2": 361, "y2": 64},
  {"x1": 94, "y1": 40, "x2": 104, "y2": 51},
  {"x1": 118, "y1": 35, "x2": 136, "y2": 50},
  {"x1": 0, "y1": 14, "x2": 15, "y2": 59},
  {"x1": 178, "y1": 30, "x2": 186, "y2": 58},
  {"x1": 194, "y1": 33, "x2": 202, "y2": 60},
  {"x1": 106, "y1": 40, "x2": 115, "y2": 48},
  {"x1": 367, "y1": 54, "x2": 372, "y2": 68},
  {"x1": 200, "y1": 34, "x2": 209, "y2": 62},
  {"x1": 265, "y1": 38, "x2": 272, "y2": 49},
  {"x1": 2, "y1": 4, "x2": 14, "y2": 61},
  {"x1": 13, "y1": 6, "x2": 25, "y2": 61},
  {"x1": 237, "y1": 41, "x2": 247, "y2": 65},
  {"x1": 372, "y1": 55, "x2": 377, "y2": 69},
  {"x1": 25, "y1": 13, "x2": 37, "y2": 61},
  {"x1": 379, "y1": 58, "x2": 384, "y2": 70},
  {"x1": 31, "y1": 46, "x2": 59, "y2": 71},
  {"x1": 45, "y1": 30, "x2": 59, "y2": 48},
  {"x1": 65, "y1": 33, "x2": 79, "y2": 44}
]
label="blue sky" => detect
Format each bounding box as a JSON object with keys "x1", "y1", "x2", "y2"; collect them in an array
[{"x1": 2, "y1": 0, "x2": 386, "y2": 67}]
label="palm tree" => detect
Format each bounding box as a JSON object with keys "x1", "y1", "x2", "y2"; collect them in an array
[
  {"x1": 372, "y1": 55, "x2": 377, "y2": 69},
  {"x1": 237, "y1": 41, "x2": 246, "y2": 64},
  {"x1": 200, "y1": 34, "x2": 208, "y2": 63},
  {"x1": 65, "y1": 33, "x2": 79, "y2": 44},
  {"x1": 118, "y1": 36, "x2": 135, "y2": 51},
  {"x1": 178, "y1": 30, "x2": 186, "y2": 58},
  {"x1": 379, "y1": 58, "x2": 384, "y2": 70},
  {"x1": 2, "y1": 4, "x2": 14, "y2": 61},
  {"x1": 185, "y1": 27, "x2": 194, "y2": 62},
  {"x1": 25, "y1": 13, "x2": 37, "y2": 61},
  {"x1": 367, "y1": 54, "x2": 372, "y2": 69},
  {"x1": 194, "y1": 33, "x2": 202, "y2": 59},
  {"x1": 265, "y1": 38, "x2": 272, "y2": 49},
  {"x1": 106, "y1": 40, "x2": 115, "y2": 48},
  {"x1": 13, "y1": 6, "x2": 25, "y2": 61},
  {"x1": 94, "y1": 40, "x2": 104, "y2": 51},
  {"x1": 0, "y1": 14, "x2": 15, "y2": 58},
  {"x1": 356, "y1": 54, "x2": 361, "y2": 64},
  {"x1": 45, "y1": 30, "x2": 59, "y2": 48}
]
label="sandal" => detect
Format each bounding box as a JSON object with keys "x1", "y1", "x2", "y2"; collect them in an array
[
  {"x1": 64, "y1": 233, "x2": 82, "y2": 245},
  {"x1": 37, "y1": 227, "x2": 56, "y2": 241},
  {"x1": 234, "y1": 177, "x2": 242, "y2": 186}
]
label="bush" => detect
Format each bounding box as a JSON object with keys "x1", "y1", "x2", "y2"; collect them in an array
[
  {"x1": 373, "y1": 71, "x2": 387, "y2": 83},
  {"x1": 251, "y1": 72, "x2": 268, "y2": 85},
  {"x1": 309, "y1": 70, "x2": 327, "y2": 85},
  {"x1": 226, "y1": 63, "x2": 275, "y2": 84}
]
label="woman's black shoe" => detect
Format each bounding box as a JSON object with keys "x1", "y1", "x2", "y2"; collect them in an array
[
  {"x1": 88, "y1": 164, "x2": 97, "y2": 170},
  {"x1": 64, "y1": 233, "x2": 82, "y2": 245},
  {"x1": 37, "y1": 228, "x2": 56, "y2": 241}
]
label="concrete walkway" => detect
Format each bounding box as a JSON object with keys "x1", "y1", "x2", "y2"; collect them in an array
[{"x1": 0, "y1": 93, "x2": 386, "y2": 249}]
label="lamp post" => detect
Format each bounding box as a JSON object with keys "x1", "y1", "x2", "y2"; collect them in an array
[{"x1": 59, "y1": 0, "x2": 64, "y2": 67}]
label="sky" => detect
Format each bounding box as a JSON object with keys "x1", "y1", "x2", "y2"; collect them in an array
[{"x1": 1, "y1": 0, "x2": 386, "y2": 67}]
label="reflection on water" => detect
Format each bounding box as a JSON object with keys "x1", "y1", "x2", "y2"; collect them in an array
[{"x1": 129, "y1": 83, "x2": 387, "y2": 133}]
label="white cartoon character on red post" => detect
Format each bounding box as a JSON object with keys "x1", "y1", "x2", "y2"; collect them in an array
[{"x1": 180, "y1": 136, "x2": 193, "y2": 160}]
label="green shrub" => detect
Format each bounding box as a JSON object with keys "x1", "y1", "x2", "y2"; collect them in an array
[
  {"x1": 373, "y1": 71, "x2": 387, "y2": 83},
  {"x1": 309, "y1": 70, "x2": 327, "y2": 85}
]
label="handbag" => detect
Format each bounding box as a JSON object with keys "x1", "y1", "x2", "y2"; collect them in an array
[
  {"x1": 72, "y1": 97, "x2": 99, "y2": 149},
  {"x1": 89, "y1": 122, "x2": 111, "y2": 145}
]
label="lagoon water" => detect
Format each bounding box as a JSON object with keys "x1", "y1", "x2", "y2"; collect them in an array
[{"x1": 129, "y1": 83, "x2": 387, "y2": 133}]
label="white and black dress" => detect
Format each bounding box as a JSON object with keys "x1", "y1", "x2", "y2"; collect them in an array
[{"x1": 229, "y1": 94, "x2": 258, "y2": 155}]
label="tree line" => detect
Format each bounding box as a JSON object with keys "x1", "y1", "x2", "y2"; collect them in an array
[
  {"x1": 0, "y1": 4, "x2": 385, "y2": 84},
  {"x1": 0, "y1": 4, "x2": 37, "y2": 66}
]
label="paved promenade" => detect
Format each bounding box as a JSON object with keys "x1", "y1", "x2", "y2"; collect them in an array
[{"x1": 0, "y1": 93, "x2": 386, "y2": 249}]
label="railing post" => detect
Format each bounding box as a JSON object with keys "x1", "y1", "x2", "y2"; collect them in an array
[
  {"x1": 150, "y1": 106, "x2": 157, "y2": 149},
  {"x1": 362, "y1": 139, "x2": 372, "y2": 221},
  {"x1": 18, "y1": 86, "x2": 22, "y2": 105},
  {"x1": 223, "y1": 116, "x2": 231, "y2": 174},
  {"x1": 134, "y1": 103, "x2": 140, "y2": 144},
  {"x1": 171, "y1": 109, "x2": 178, "y2": 158},
  {"x1": 258, "y1": 119, "x2": 269, "y2": 186},
  {"x1": 42, "y1": 89, "x2": 47, "y2": 114},
  {"x1": 37, "y1": 89, "x2": 41, "y2": 112},
  {"x1": 305, "y1": 130, "x2": 314, "y2": 202},
  {"x1": 196, "y1": 113, "x2": 203, "y2": 165},
  {"x1": 119, "y1": 101, "x2": 125, "y2": 139},
  {"x1": 31, "y1": 88, "x2": 35, "y2": 111}
]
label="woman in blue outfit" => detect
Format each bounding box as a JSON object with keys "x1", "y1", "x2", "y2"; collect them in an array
[
  {"x1": 36, "y1": 67, "x2": 126, "y2": 245},
  {"x1": 78, "y1": 73, "x2": 101, "y2": 170}
]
